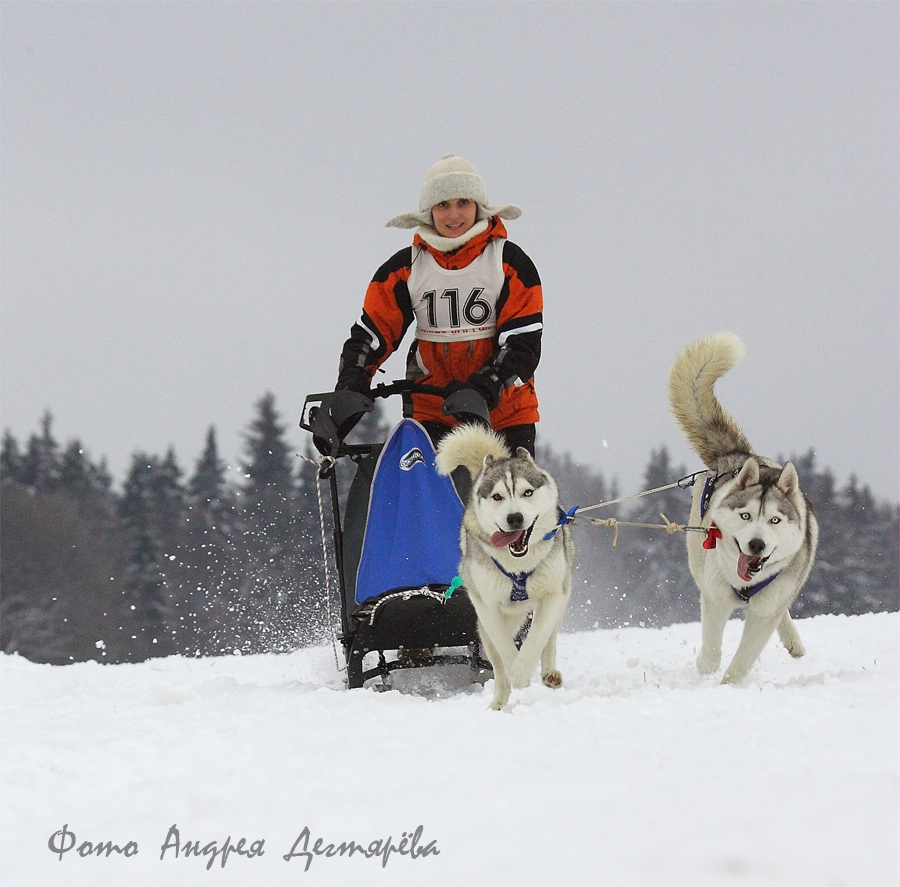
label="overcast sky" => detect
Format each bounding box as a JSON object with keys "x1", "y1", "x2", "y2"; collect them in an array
[{"x1": 2, "y1": 2, "x2": 897, "y2": 503}]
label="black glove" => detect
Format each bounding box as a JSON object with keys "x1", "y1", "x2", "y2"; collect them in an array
[
  {"x1": 335, "y1": 367, "x2": 371, "y2": 396},
  {"x1": 464, "y1": 371, "x2": 503, "y2": 410},
  {"x1": 442, "y1": 384, "x2": 492, "y2": 428}
]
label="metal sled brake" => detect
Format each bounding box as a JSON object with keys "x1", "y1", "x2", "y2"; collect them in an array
[{"x1": 300, "y1": 383, "x2": 492, "y2": 689}]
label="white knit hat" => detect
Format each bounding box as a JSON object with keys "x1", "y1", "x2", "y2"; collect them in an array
[{"x1": 386, "y1": 154, "x2": 523, "y2": 229}]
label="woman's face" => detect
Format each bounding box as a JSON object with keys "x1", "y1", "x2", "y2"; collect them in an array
[{"x1": 431, "y1": 198, "x2": 478, "y2": 238}]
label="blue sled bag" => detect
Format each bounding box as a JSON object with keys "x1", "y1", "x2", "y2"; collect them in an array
[{"x1": 354, "y1": 419, "x2": 464, "y2": 606}]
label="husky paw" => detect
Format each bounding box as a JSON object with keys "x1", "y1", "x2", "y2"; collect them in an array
[
  {"x1": 510, "y1": 661, "x2": 534, "y2": 689},
  {"x1": 784, "y1": 639, "x2": 806, "y2": 659},
  {"x1": 720, "y1": 669, "x2": 747, "y2": 685},
  {"x1": 489, "y1": 690, "x2": 511, "y2": 710},
  {"x1": 542, "y1": 670, "x2": 562, "y2": 689}
]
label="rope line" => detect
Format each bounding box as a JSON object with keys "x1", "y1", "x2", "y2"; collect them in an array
[
  {"x1": 573, "y1": 469, "x2": 712, "y2": 515},
  {"x1": 588, "y1": 512, "x2": 708, "y2": 548}
]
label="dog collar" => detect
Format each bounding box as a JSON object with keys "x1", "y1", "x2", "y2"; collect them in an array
[
  {"x1": 733, "y1": 571, "x2": 781, "y2": 602},
  {"x1": 490, "y1": 558, "x2": 534, "y2": 602},
  {"x1": 700, "y1": 469, "x2": 741, "y2": 519},
  {"x1": 543, "y1": 505, "x2": 578, "y2": 540}
]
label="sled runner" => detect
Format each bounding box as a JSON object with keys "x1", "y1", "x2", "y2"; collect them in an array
[{"x1": 300, "y1": 383, "x2": 492, "y2": 689}]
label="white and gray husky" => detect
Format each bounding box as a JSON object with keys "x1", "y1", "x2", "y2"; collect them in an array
[
  {"x1": 668, "y1": 332, "x2": 819, "y2": 683},
  {"x1": 436, "y1": 425, "x2": 575, "y2": 709}
]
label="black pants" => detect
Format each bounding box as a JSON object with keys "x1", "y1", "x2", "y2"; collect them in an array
[{"x1": 420, "y1": 421, "x2": 536, "y2": 457}]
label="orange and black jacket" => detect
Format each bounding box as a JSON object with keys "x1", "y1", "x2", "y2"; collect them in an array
[{"x1": 337, "y1": 217, "x2": 542, "y2": 429}]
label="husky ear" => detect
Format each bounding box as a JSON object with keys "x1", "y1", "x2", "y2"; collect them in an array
[
  {"x1": 515, "y1": 447, "x2": 534, "y2": 463},
  {"x1": 483, "y1": 454, "x2": 495, "y2": 469},
  {"x1": 734, "y1": 457, "x2": 760, "y2": 489},
  {"x1": 777, "y1": 462, "x2": 801, "y2": 501}
]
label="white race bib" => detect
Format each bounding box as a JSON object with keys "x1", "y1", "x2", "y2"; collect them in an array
[{"x1": 407, "y1": 240, "x2": 505, "y2": 342}]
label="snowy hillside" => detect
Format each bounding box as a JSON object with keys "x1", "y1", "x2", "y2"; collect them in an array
[{"x1": 2, "y1": 612, "x2": 897, "y2": 887}]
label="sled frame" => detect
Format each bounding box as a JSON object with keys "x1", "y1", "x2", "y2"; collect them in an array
[{"x1": 301, "y1": 384, "x2": 493, "y2": 690}]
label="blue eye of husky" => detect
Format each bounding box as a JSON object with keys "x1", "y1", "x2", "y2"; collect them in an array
[
  {"x1": 523, "y1": 489, "x2": 533, "y2": 497},
  {"x1": 770, "y1": 516, "x2": 781, "y2": 524},
  {"x1": 740, "y1": 512, "x2": 751, "y2": 521}
]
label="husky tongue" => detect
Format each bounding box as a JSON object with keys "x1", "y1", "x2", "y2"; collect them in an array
[
  {"x1": 738, "y1": 553, "x2": 762, "y2": 583},
  {"x1": 491, "y1": 529, "x2": 525, "y2": 549}
]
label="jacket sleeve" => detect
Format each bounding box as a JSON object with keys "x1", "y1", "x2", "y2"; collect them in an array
[
  {"x1": 337, "y1": 248, "x2": 415, "y2": 389},
  {"x1": 471, "y1": 241, "x2": 543, "y2": 393}
]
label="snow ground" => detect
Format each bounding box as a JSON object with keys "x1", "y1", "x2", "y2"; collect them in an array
[{"x1": 2, "y1": 612, "x2": 897, "y2": 887}]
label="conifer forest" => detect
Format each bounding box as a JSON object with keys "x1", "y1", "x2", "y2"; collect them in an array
[{"x1": 2, "y1": 395, "x2": 897, "y2": 665}]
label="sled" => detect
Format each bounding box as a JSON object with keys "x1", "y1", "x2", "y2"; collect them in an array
[{"x1": 300, "y1": 382, "x2": 492, "y2": 689}]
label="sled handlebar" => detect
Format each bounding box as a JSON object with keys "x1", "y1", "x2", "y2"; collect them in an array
[
  {"x1": 300, "y1": 380, "x2": 491, "y2": 458},
  {"x1": 371, "y1": 380, "x2": 493, "y2": 428},
  {"x1": 368, "y1": 380, "x2": 446, "y2": 399}
]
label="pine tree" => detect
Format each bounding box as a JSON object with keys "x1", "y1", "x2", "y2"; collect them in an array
[
  {"x1": 58, "y1": 440, "x2": 92, "y2": 500},
  {"x1": 1, "y1": 430, "x2": 24, "y2": 484},
  {"x1": 242, "y1": 393, "x2": 294, "y2": 513},
  {"x1": 20, "y1": 411, "x2": 61, "y2": 492},
  {"x1": 119, "y1": 452, "x2": 184, "y2": 656},
  {"x1": 170, "y1": 427, "x2": 242, "y2": 656},
  {"x1": 188, "y1": 426, "x2": 235, "y2": 537},
  {"x1": 155, "y1": 448, "x2": 187, "y2": 542},
  {"x1": 234, "y1": 393, "x2": 307, "y2": 652},
  {"x1": 56, "y1": 440, "x2": 115, "y2": 520}
]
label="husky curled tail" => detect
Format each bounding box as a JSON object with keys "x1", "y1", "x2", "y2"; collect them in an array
[
  {"x1": 435, "y1": 424, "x2": 510, "y2": 479},
  {"x1": 667, "y1": 332, "x2": 753, "y2": 467},
  {"x1": 667, "y1": 333, "x2": 818, "y2": 684},
  {"x1": 436, "y1": 423, "x2": 574, "y2": 710}
]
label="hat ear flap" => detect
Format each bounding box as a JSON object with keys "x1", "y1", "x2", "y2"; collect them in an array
[
  {"x1": 483, "y1": 203, "x2": 523, "y2": 221},
  {"x1": 385, "y1": 210, "x2": 431, "y2": 229}
]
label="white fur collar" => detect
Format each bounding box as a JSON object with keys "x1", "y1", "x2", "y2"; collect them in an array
[{"x1": 415, "y1": 219, "x2": 490, "y2": 253}]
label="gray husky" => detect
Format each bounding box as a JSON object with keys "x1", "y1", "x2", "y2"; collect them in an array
[
  {"x1": 436, "y1": 425, "x2": 575, "y2": 709},
  {"x1": 668, "y1": 333, "x2": 819, "y2": 683}
]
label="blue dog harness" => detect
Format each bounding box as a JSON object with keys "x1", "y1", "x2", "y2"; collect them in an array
[
  {"x1": 491, "y1": 559, "x2": 534, "y2": 602},
  {"x1": 543, "y1": 505, "x2": 578, "y2": 540}
]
